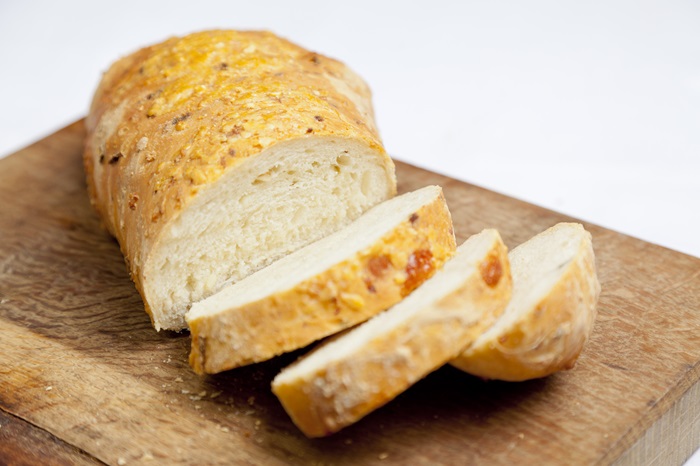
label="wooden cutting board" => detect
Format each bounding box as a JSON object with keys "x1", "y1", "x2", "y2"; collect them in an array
[{"x1": 1, "y1": 121, "x2": 698, "y2": 466}]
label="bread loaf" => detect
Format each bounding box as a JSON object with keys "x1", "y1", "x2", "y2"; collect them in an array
[
  {"x1": 187, "y1": 186, "x2": 456, "y2": 374},
  {"x1": 272, "y1": 229, "x2": 512, "y2": 437},
  {"x1": 451, "y1": 223, "x2": 600, "y2": 381},
  {"x1": 83, "y1": 30, "x2": 396, "y2": 330}
]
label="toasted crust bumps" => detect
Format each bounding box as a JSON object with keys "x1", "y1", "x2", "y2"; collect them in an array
[
  {"x1": 272, "y1": 229, "x2": 512, "y2": 437},
  {"x1": 451, "y1": 223, "x2": 600, "y2": 381},
  {"x1": 187, "y1": 186, "x2": 456, "y2": 374}
]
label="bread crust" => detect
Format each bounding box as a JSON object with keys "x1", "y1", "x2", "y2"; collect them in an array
[
  {"x1": 451, "y1": 223, "x2": 601, "y2": 381},
  {"x1": 272, "y1": 230, "x2": 512, "y2": 437},
  {"x1": 83, "y1": 30, "x2": 395, "y2": 327},
  {"x1": 188, "y1": 190, "x2": 457, "y2": 374}
]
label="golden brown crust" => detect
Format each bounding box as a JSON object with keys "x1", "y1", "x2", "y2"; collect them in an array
[
  {"x1": 83, "y1": 30, "x2": 394, "y2": 325},
  {"x1": 451, "y1": 225, "x2": 600, "y2": 381},
  {"x1": 188, "y1": 191, "x2": 456, "y2": 374},
  {"x1": 272, "y1": 231, "x2": 512, "y2": 437}
]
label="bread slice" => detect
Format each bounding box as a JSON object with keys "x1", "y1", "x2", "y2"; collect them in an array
[
  {"x1": 83, "y1": 30, "x2": 396, "y2": 331},
  {"x1": 271, "y1": 229, "x2": 512, "y2": 437},
  {"x1": 186, "y1": 186, "x2": 456, "y2": 374},
  {"x1": 451, "y1": 222, "x2": 600, "y2": 381}
]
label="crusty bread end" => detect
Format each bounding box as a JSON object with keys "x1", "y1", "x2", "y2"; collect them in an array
[{"x1": 451, "y1": 222, "x2": 600, "y2": 381}]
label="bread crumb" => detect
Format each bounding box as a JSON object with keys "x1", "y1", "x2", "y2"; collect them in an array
[
  {"x1": 117, "y1": 458, "x2": 127, "y2": 466},
  {"x1": 141, "y1": 451, "x2": 154, "y2": 461},
  {"x1": 194, "y1": 405, "x2": 201, "y2": 410},
  {"x1": 45, "y1": 386, "x2": 52, "y2": 391},
  {"x1": 378, "y1": 452, "x2": 389, "y2": 460},
  {"x1": 136, "y1": 137, "x2": 148, "y2": 151},
  {"x1": 220, "y1": 426, "x2": 230, "y2": 433},
  {"x1": 189, "y1": 396, "x2": 202, "y2": 401},
  {"x1": 210, "y1": 390, "x2": 223, "y2": 399},
  {"x1": 518, "y1": 433, "x2": 525, "y2": 439},
  {"x1": 181, "y1": 389, "x2": 190, "y2": 394},
  {"x1": 198, "y1": 390, "x2": 207, "y2": 397},
  {"x1": 174, "y1": 377, "x2": 183, "y2": 383}
]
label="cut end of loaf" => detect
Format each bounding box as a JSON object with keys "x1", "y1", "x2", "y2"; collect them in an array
[
  {"x1": 451, "y1": 222, "x2": 601, "y2": 381},
  {"x1": 145, "y1": 136, "x2": 395, "y2": 331}
]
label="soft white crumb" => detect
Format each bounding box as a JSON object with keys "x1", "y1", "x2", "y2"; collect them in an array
[
  {"x1": 117, "y1": 458, "x2": 127, "y2": 466},
  {"x1": 378, "y1": 452, "x2": 389, "y2": 460},
  {"x1": 45, "y1": 386, "x2": 52, "y2": 391}
]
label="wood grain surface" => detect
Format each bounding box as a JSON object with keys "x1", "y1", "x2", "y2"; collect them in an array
[{"x1": 0, "y1": 121, "x2": 698, "y2": 465}]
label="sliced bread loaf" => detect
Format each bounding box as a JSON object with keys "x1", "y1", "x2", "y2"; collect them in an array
[
  {"x1": 84, "y1": 30, "x2": 396, "y2": 331},
  {"x1": 186, "y1": 186, "x2": 456, "y2": 374},
  {"x1": 451, "y1": 222, "x2": 600, "y2": 381},
  {"x1": 271, "y1": 228, "x2": 512, "y2": 437}
]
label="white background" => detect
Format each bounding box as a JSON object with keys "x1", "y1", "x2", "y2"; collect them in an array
[{"x1": 0, "y1": 1, "x2": 698, "y2": 463}]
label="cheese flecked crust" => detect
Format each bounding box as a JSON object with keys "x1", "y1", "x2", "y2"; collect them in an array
[
  {"x1": 83, "y1": 30, "x2": 396, "y2": 330},
  {"x1": 187, "y1": 186, "x2": 456, "y2": 374}
]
